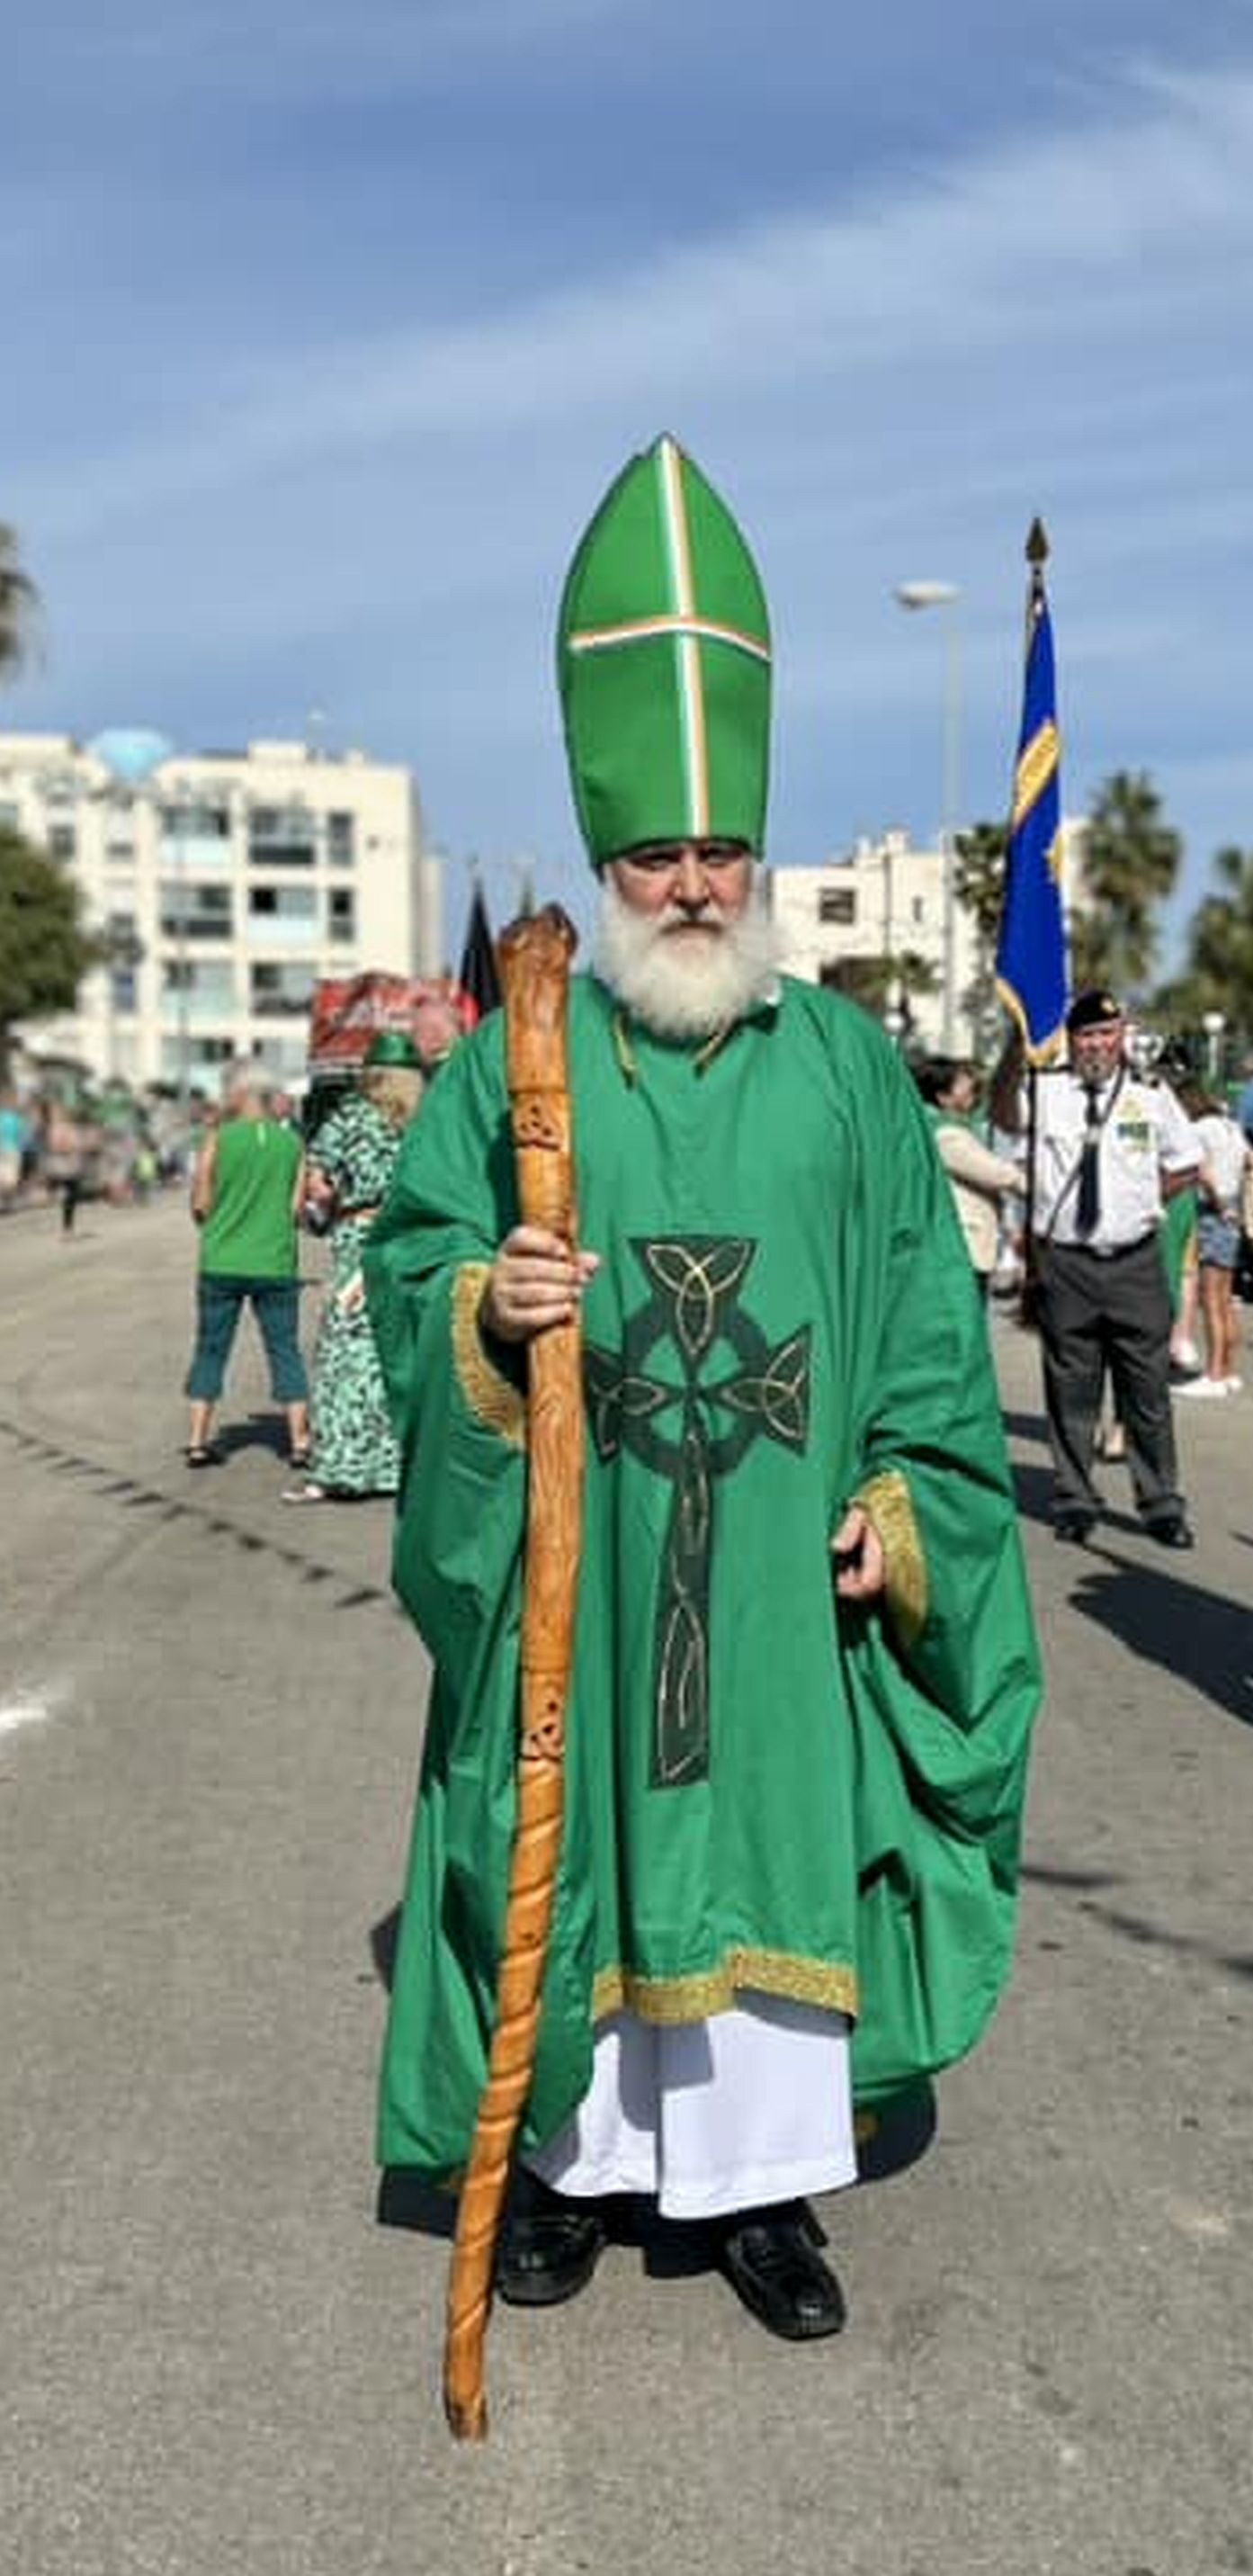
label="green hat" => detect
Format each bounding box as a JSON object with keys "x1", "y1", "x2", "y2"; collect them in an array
[
  {"x1": 363, "y1": 1029, "x2": 422, "y2": 1070},
  {"x1": 557, "y1": 433, "x2": 772, "y2": 866}
]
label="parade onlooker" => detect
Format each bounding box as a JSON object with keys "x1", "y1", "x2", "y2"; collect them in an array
[
  {"x1": 1028, "y1": 989, "x2": 1199, "y2": 1546},
  {"x1": 0, "y1": 1090, "x2": 25, "y2": 1213},
  {"x1": 283, "y1": 1031, "x2": 423, "y2": 1503},
  {"x1": 1174, "y1": 1079, "x2": 1249, "y2": 1399},
  {"x1": 43, "y1": 1106, "x2": 86, "y2": 1235},
  {"x1": 913, "y1": 1057, "x2": 1021, "y2": 1302},
  {"x1": 365, "y1": 434, "x2": 1040, "y2": 2345},
  {"x1": 183, "y1": 1069, "x2": 309, "y2": 1468}
]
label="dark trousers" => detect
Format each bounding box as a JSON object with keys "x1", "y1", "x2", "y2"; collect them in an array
[
  {"x1": 1034, "y1": 1235, "x2": 1183, "y2": 1528},
  {"x1": 184, "y1": 1274, "x2": 309, "y2": 1404}
]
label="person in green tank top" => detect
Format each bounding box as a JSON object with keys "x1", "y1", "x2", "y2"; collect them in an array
[
  {"x1": 183, "y1": 1069, "x2": 310, "y2": 1468},
  {"x1": 366, "y1": 435, "x2": 1041, "y2": 2351}
]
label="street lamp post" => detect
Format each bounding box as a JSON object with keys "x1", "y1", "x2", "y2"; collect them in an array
[
  {"x1": 1202, "y1": 1010, "x2": 1226, "y2": 1087},
  {"x1": 894, "y1": 579, "x2": 962, "y2": 1054}
]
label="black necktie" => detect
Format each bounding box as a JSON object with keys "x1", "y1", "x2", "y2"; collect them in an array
[{"x1": 1076, "y1": 1084, "x2": 1102, "y2": 1237}]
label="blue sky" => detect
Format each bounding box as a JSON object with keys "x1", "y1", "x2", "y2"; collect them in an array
[{"x1": 4, "y1": 0, "x2": 1253, "y2": 968}]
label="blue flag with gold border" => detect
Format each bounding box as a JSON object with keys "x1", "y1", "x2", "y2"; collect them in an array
[{"x1": 995, "y1": 572, "x2": 1069, "y2": 1061}]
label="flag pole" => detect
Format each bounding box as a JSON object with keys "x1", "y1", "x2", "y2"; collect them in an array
[{"x1": 1019, "y1": 516, "x2": 1051, "y2": 1329}]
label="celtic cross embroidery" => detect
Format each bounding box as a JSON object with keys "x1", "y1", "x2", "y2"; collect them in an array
[{"x1": 584, "y1": 1236, "x2": 810, "y2": 1787}]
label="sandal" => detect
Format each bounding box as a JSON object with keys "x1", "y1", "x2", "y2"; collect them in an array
[
  {"x1": 185, "y1": 1443, "x2": 221, "y2": 1469},
  {"x1": 288, "y1": 1447, "x2": 312, "y2": 1472},
  {"x1": 282, "y1": 1480, "x2": 327, "y2": 1504}
]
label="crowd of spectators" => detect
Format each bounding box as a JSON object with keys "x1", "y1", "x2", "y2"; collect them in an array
[{"x1": 0, "y1": 1080, "x2": 201, "y2": 1219}]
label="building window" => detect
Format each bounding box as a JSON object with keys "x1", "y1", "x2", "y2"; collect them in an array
[
  {"x1": 327, "y1": 811, "x2": 355, "y2": 866},
  {"x1": 250, "y1": 962, "x2": 316, "y2": 1016},
  {"x1": 328, "y1": 888, "x2": 355, "y2": 942},
  {"x1": 248, "y1": 806, "x2": 315, "y2": 867},
  {"x1": 108, "y1": 911, "x2": 140, "y2": 1013},
  {"x1": 818, "y1": 886, "x2": 856, "y2": 925},
  {"x1": 49, "y1": 824, "x2": 77, "y2": 862},
  {"x1": 248, "y1": 885, "x2": 317, "y2": 920},
  {"x1": 911, "y1": 896, "x2": 925, "y2": 926},
  {"x1": 164, "y1": 960, "x2": 235, "y2": 1008},
  {"x1": 160, "y1": 882, "x2": 234, "y2": 939},
  {"x1": 0, "y1": 802, "x2": 19, "y2": 831},
  {"x1": 161, "y1": 802, "x2": 229, "y2": 839}
]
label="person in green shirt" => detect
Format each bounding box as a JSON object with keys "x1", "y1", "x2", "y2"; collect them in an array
[
  {"x1": 183, "y1": 1070, "x2": 310, "y2": 1468},
  {"x1": 366, "y1": 436, "x2": 1041, "y2": 2346}
]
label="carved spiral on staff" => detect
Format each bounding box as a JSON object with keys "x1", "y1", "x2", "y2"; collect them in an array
[{"x1": 443, "y1": 905, "x2": 584, "y2": 2442}]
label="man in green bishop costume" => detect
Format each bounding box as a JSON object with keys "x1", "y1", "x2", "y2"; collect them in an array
[{"x1": 365, "y1": 434, "x2": 1042, "y2": 2342}]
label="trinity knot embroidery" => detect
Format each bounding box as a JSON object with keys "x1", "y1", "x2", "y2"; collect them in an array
[{"x1": 584, "y1": 1235, "x2": 810, "y2": 1789}]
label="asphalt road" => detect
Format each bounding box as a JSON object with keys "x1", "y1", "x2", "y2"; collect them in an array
[{"x1": 1, "y1": 1193, "x2": 1249, "y2": 2576}]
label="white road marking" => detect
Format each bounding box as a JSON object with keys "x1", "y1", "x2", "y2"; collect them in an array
[{"x1": 0, "y1": 1691, "x2": 57, "y2": 1737}]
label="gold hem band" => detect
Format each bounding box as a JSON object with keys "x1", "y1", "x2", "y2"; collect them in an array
[
  {"x1": 855, "y1": 1467, "x2": 927, "y2": 1647},
  {"x1": 452, "y1": 1264, "x2": 527, "y2": 1449},
  {"x1": 592, "y1": 1947, "x2": 858, "y2": 2027}
]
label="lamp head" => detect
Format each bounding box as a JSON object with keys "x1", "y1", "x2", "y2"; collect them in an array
[{"x1": 894, "y1": 580, "x2": 960, "y2": 610}]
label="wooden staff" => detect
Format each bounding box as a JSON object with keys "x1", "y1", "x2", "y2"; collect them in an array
[{"x1": 443, "y1": 903, "x2": 584, "y2": 2442}]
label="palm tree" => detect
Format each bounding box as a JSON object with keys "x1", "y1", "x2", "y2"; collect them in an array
[
  {"x1": 953, "y1": 821, "x2": 1007, "y2": 1057},
  {"x1": 1070, "y1": 770, "x2": 1181, "y2": 999},
  {"x1": 1152, "y1": 845, "x2": 1253, "y2": 1047},
  {"x1": 0, "y1": 523, "x2": 40, "y2": 684}
]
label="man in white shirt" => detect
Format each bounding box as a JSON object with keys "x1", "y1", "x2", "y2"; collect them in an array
[{"x1": 1028, "y1": 988, "x2": 1199, "y2": 1547}]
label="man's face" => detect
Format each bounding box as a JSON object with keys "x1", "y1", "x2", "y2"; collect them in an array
[
  {"x1": 607, "y1": 839, "x2": 753, "y2": 948},
  {"x1": 1070, "y1": 1019, "x2": 1125, "y2": 1085}
]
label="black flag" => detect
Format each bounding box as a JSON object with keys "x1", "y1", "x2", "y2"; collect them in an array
[{"x1": 458, "y1": 880, "x2": 502, "y2": 1022}]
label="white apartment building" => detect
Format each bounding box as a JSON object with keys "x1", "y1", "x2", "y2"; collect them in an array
[
  {"x1": 769, "y1": 821, "x2": 1090, "y2": 1058},
  {"x1": 769, "y1": 832, "x2": 980, "y2": 1055},
  {"x1": 0, "y1": 731, "x2": 442, "y2": 1095}
]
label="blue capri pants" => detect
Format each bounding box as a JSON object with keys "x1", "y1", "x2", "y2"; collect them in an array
[{"x1": 185, "y1": 1273, "x2": 309, "y2": 1404}]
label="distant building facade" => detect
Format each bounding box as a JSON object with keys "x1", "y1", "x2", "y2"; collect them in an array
[
  {"x1": 0, "y1": 732, "x2": 441, "y2": 1094},
  {"x1": 769, "y1": 821, "x2": 1091, "y2": 1059}
]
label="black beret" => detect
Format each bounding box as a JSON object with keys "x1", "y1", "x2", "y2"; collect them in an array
[{"x1": 1066, "y1": 987, "x2": 1123, "y2": 1034}]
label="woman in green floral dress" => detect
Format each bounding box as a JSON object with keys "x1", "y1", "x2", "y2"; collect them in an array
[{"x1": 284, "y1": 1033, "x2": 423, "y2": 1502}]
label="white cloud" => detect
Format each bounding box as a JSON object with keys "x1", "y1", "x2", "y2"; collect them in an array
[{"x1": 12, "y1": 60, "x2": 1253, "y2": 550}]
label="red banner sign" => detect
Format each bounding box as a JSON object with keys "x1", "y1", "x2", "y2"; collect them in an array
[{"x1": 307, "y1": 972, "x2": 477, "y2": 1069}]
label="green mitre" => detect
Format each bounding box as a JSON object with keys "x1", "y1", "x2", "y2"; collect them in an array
[{"x1": 557, "y1": 434, "x2": 772, "y2": 867}]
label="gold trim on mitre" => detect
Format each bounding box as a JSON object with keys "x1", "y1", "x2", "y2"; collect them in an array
[
  {"x1": 854, "y1": 1468, "x2": 927, "y2": 1647},
  {"x1": 452, "y1": 1262, "x2": 527, "y2": 1449},
  {"x1": 593, "y1": 1946, "x2": 859, "y2": 2027}
]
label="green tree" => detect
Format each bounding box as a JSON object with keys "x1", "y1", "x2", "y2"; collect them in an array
[
  {"x1": 1070, "y1": 769, "x2": 1181, "y2": 998},
  {"x1": 0, "y1": 522, "x2": 40, "y2": 680},
  {"x1": 820, "y1": 948, "x2": 938, "y2": 1035},
  {"x1": 953, "y1": 821, "x2": 1007, "y2": 1057},
  {"x1": 1152, "y1": 845, "x2": 1253, "y2": 1049},
  {"x1": 0, "y1": 827, "x2": 103, "y2": 1079}
]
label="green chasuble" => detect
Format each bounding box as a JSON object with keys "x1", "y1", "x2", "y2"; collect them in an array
[{"x1": 365, "y1": 973, "x2": 1042, "y2": 2183}]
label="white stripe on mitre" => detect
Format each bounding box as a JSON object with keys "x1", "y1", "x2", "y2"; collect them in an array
[{"x1": 657, "y1": 436, "x2": 708, "y2": 838}]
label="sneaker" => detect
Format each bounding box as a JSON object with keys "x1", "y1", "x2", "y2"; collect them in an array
[
  {"x1": 1170, "y1": 1336, "x2": 1202, "y2": 1374},
  {"x1": 1174, "y1": 1377, "x2": 1227, "y2": 1399},
  {"x1": 1226, "y1": 1376, "x2": 1243, "y2": 1393}
]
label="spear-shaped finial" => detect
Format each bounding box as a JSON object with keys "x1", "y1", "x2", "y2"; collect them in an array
[{"x1": 1025, "y1": 516, "x2": 1050, "y2": 570}]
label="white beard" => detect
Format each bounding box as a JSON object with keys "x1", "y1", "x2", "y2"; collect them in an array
[{"x1": 592, "y1": 876, "x2": 782, "y2": 1041}]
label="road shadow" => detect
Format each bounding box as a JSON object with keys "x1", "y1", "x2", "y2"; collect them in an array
[
  {"x1": 1021, "y1": 1856, "x2": 1253, "y2": 1984},
  {"x1": 213, "y1": 1411, "x2": 292, "y2": 1463},
  {"x1": 1067, "y1": 1548, "x2": 1253, "y2": 1733}
]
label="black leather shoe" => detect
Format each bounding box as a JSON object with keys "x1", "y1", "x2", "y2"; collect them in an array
[
  {"x1": 719, "y1": 2201, "x2": 846, "y2": 2341},
  {"x1": 495, "y1": 2172, "x2": 605, "y2": 2308},
  {"x1": 1053, "y1": 1513, "x2": 1095, "y2": 1544},
  {"x1": 1147, "y1": 1514, "x2": 1195, "y2": 1550}
]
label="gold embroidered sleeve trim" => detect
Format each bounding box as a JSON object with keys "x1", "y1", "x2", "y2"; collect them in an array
[
  {"x1": 854, "y1": 1468, "x2": 928, "y2": 1647},
  {"x1": 592, "y1": 1947, "x2": 858, "y2": 2027},
  {"x1": 452, "y1": 1263, "x2": 527, "y2": 1450}
]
